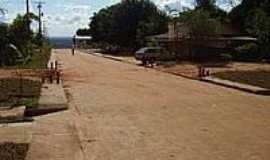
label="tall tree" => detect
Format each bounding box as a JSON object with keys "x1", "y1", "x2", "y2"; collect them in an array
[
  {"x1": 229, "y1": 0, "x2": 270, "y2": 59},
  {"x1": 8, "y1": 13, "x2": 38, "y2": 60},
  {"x1": 89, "y1": 0, "x2": 168, "y2": 50},
  {"x1": 230, "y1": 0, "x2": 270, "y2": 29},
  {"x1": 196, "y1": 0, "x2": 216, "y2": 10}
]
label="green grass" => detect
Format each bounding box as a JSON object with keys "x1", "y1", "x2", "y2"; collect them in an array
[
  {"x1": 0, "y1": 78, "x2": 41, "y2": 108},
  {"x1": 213, "y1": 70, "x2": 270, "y2": 89}
]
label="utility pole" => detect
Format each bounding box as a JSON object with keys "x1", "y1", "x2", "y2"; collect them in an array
[
  {"x1": 26, "y1": 0, "x2": 30, "y2": 31},
  {"x1": 36, "y1": 1, "x2": 45, "y2": 46},
  {"x1": 36, "y1": 2, "x2": 44, "y2": 37}
]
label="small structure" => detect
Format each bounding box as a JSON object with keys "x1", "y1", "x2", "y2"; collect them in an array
[{"x1": 74, "y1": 35, "x2": 92, "y2": 49}]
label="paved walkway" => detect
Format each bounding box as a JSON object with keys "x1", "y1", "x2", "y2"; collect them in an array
[{"x1": 54, "y1": 49, "x2": 270, "y2": 160}]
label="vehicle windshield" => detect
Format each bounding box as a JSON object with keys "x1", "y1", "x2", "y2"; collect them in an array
[{"x1": 136, "y1": 48, "x2": 148, "y2": 53}]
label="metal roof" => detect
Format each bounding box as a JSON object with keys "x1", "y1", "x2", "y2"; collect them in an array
[{"x1": 75, "y1": 35, "x2": 92, "y2": 40}]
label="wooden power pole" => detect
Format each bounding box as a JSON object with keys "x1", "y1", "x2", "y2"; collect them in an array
[
  {"x1": 36, "y1": 2, "x2": 44, "y2": 38},
  {"x1": 26, "y1": 0, "x2": 30, "y2": 31}
]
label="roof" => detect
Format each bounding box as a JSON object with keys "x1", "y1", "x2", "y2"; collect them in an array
[
  {"x1": 75, "y1": 35, "x2": 92, "y2": 40},
  {"x1": 216, "y1": 36, "x2": 257, "y2": 41},
  {"x1": 148, "y1": 33, "x2": 257, "y2": 42}
]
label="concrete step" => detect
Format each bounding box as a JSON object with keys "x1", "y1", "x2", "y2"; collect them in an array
[{"x1": 25, "y1": 83, "x2": 68, "y2": 116}]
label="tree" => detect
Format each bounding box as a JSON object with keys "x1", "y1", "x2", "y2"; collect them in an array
[
  {"x1": 89, "y1": 0, "x2": 168, "y2": 50},
  {"x1": 176, "y1": 9, "x2": 221, "y2": 59},
  {"x1": 229, "y1": 0, "x2": 270, "y2": 59},
  {"x1": 230, "y1": 0, "x2": 270, "y2": 30},
  {"x1": 195, "y1": 0, "x2": 229, "y2": 23},
  {"x1": 0, "y1": 13, "x2": 40, "y2": 66},
  {"x1": 0, "y1": 23, "x2": 10, "y2": 65},
  {"x1": 178, "y1": 10, "x2": 221, "y2": 38},
  {"x1": 76, "y1": 28, "x2": 90, "y2": 36},
  {"x1": 8, "y1": 13, "x2": 38, "y2": 58},
  {"x1": 245, "y1": 9, "x2": 270, "y2": 59},
  {"x1": 196, "y1": 0, "x2": 216, "y2": 11}
]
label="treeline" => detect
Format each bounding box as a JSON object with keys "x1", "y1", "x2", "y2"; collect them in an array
[
  {"x1": 230, "y1": 0, "x2": 270, "y2": 60},
  {"x1": 78, "y1": 0, "x2": 168, "y2": 51},
  {"x1": 77, "y1": 0, "x2": 269, "y2": 60},
  {"x1": 0, "y1": 13, "x2": 50, "y2": 67}
]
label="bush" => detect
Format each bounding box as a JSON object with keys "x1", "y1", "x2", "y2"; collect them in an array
[
  {"x1": 220, "y1": 53, "x2": 233, "y2": 62},
  {"x1": 234, "y1": 43, "x2": 259, "y2": 61}
]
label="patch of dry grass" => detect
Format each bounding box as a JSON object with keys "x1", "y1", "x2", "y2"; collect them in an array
[
  {"x1": 213, "y1": 70, "x2": 270, "y2": 89},
  {"x1": 0, "y1": 142, "x2": 29, "y2": 160},
  {"x1": 0, "y1": 78, "x2": 41, "y2": 108}
]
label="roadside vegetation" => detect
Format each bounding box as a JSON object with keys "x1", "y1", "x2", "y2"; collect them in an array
[
  {"x1": 0, "y1": 142, "x2": 29, "y2": 160},
  {"x1": 77, "y1": 0, "x2": 269, "y2": 62},
  {"x1": 0, "y1": 12, "x2": 51, "y2": 108},
  {"x1": 0, "y1": 78, "x2": 41, "y2": 108},
  {"x1": 0, "y1": 13, "x2": 51, "y2": 68},
  {"x1": 77, "y1": 0, "x2": 169, "y2": 53},
  {"x1": 75, "y1": 0, "x2": 270, "y2": 89},
  {"x1": 213, "y1": 70, "x2": 270, "y2": 89}
]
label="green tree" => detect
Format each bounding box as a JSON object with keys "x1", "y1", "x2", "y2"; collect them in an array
[
  {"x1": 0, "y1": 23, "x2": 10, "y2": 65},
  {"x1": 0, "y1": 22, "x2": 22, "y2": 65},
  {"x1": 196, "y1": 0, "x2": 216, "y2": 10},
  {"x1": 230, "y1": 0, "x2": 270, "y2": 30},
  {"x1": 195, "y1": 0, "x2": 229, "y2": 23},
  {"x1": 0, "y1": 13, "x2": 40, "y2": 66},
  {"x1": 245, "y1": 9, "x2": 270, "y2": 59},
  {"x1": 229, "y1": 0, "x2": 270, "y2": 59},
  {"x1": 76, "y1": 28, "x2": 90, "y2": 36},
  {"x1": 89, "y1": 0, "x2": 168, "y2": 50},
  {"x1": 8, "y1": 13, "x2": 38, "y2": 60},
  {"x1": 178, "y1": 10, "x2": 221, "y2": 38},
  {"x1": 177, "y1": 10, "x2": 221, "y2": 59}
]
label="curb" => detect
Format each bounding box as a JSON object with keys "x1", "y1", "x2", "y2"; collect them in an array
[
  {"x1": 201, "y1": 77, "x2": 270, "y2": 96},
  {"x1": 26, "y1": 82, "x2": 68, "y2": 117},
  {"x1": 91, "y1": 52, "x2": 124, "y2": 62},
  {"x1": 103, "y1": 55, "x2": 124, "y2": 62}
]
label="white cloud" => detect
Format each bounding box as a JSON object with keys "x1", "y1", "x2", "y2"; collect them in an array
[{"x1": 43, "y1": 3, "x2": 91, "y2": 37}]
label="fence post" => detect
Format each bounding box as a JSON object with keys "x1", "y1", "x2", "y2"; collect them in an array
[
  {"x1": 56, "y1": 71, "x2": 60, "y2": 84},
  {"x1": 198, "y1": 66, "x2": 202, "y2": 77},
  {"x1": 50, "y1": 62, "x2": 54, "y2": 70},
  {"x1": 55, "y1": 61, "x2": 58, "y2": 70}
]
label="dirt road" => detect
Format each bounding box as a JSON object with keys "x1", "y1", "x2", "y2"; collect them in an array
[{"x1": 54, "y1": 49, "x2": 270, "y2": 160}]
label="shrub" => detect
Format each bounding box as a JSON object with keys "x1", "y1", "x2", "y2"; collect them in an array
[
  {"x1": 234, "y1": 43, "x2": 259, "y2": 61},
  {"x1": 220, "y1": 53, "x2": 233, "y2": 62}
]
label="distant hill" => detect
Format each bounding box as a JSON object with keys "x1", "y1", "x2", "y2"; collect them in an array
[{"x1": 49, "y1": 37, "x2": 73, "y2": 48}]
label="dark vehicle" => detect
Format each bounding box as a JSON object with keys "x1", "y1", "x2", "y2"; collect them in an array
[{"x1": 135, "y1": 47, "x2": 174, "y2": 65}]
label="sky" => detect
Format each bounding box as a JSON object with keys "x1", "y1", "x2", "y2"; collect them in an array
[{"x1": 0, "y1": 0, "x2": 235, "y2": 37}]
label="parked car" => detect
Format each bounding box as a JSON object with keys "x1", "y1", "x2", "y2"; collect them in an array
[{"x1": 135, "y1": 47, "x2": 174, "y2": 65}]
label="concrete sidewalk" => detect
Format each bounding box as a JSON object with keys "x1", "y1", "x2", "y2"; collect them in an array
[
  {"x1": 202, "y1": 76, "x2": 270, "y2": 95},
  {"x1": 0, "y1": 100, "x2": 83, "y2": 160},
  {"x1": 0, "y1": 51, "x2": 83, "y2": 160}
]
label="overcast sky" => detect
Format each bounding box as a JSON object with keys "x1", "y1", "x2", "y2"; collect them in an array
[{"x1": 0, "y1": 0, "x2": 235, "y2": 37}]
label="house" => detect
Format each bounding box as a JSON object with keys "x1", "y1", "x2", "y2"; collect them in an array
[{"x1": 147, "y1": 22, "x2": 257, "y2": 60}]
